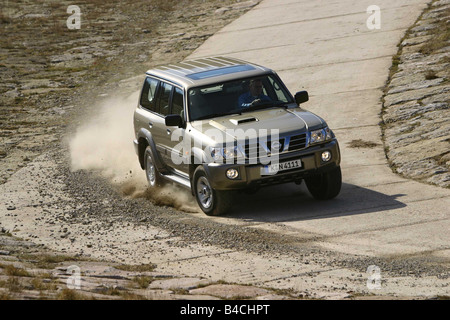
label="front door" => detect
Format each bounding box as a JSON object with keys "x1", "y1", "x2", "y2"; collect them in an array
[{"x1": 163, "y1": 86, "x2": 189, "y2": 173}]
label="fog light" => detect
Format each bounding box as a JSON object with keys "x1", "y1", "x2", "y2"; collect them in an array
[
  {"x1": 226, "y1": 168, "x2": 239, "y2": 179},
  {"x1": 321, "y1": 151, "x2": 331, "y2": 162}
]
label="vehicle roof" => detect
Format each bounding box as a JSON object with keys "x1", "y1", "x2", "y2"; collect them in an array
[{"x1": 145, "y1": 56, "x2": 274, "y2": 89}]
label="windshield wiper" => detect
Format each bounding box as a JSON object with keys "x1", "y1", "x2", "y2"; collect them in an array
[
  {"x1": 241, "y1": 101, "x2": 275, "y2": 112},
  {"x1": 193, "y1": 102, "x2": 290, "y2": 120},
  {"x1": 194, "y1": 111, "x2": 241, "y2": 121},
  {"x1": 195, "y1": 113, "x2": 221, "y2": 121},
  {"x1": 241, "y1": 101, "x2": 291, "y2": 113},
  {"x1": 273, "y1": 101, "x2": 290, "y2": 108}
]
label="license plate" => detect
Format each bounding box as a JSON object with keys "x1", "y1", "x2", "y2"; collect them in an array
[{"x1": 261, "y1": 159, "x2": 302, "y2": 175}]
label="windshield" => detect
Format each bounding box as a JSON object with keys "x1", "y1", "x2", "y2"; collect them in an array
[{"x1": 188, "y1": 74, "x2": 293, "y2": 121}]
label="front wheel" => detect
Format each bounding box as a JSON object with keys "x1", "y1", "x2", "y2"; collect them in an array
[
  {"x1": 193, "y1": 166, "x2": 232, "y2": 216},
  {"x1": 305, "y1": 166, "x2": 342, "y2": 200}
]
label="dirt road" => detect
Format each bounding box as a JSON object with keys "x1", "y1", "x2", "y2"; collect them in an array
[{"x1": 1, "y1": 0, "x2": 449, "y2": 300}]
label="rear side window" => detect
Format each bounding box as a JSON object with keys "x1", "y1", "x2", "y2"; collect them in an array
[
  {"x1": 140, "y1": 77, "x2": 159, "y2": 111},
  {"x1": 157, "y1": 82, "x2": 173, "y2": 116}
]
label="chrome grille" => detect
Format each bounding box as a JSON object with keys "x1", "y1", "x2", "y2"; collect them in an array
[
  {"x1": 244, "y1": 139, "x2": 261, "y2": 159},
  {"x1": 265, "y1": 138, "x2": 285, "y2": 153},
  {"x1": 288, "y1": 133, "x2": 307, "y2": 151},
  {"x1": 244, "y1": 133, "x2": 307, "y2": 159}
]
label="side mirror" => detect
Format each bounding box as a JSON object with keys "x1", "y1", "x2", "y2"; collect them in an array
[
  {"x1": 165, "y1": 114, "x2": 183, "y2": 128},
  {"x1": 294, "y1": 91, "x2": 309, "y2": 105}
]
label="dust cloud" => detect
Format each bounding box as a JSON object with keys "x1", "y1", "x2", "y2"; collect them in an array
[{"x1": 68, "y1": 91, "x2": 199, "y2": 213}]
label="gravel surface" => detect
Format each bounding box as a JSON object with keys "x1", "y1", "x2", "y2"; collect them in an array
[
  {"x1": 1, "y1": 0, "x2": 449, "y2": 300},
  {"x1": 56, "y1": 146, "x2": 450, "y2": 279}
]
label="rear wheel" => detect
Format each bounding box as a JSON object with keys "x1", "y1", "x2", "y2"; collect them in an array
[
  {"x1": 305, "y1": 166, "x2": 341, "y2": 200},
  {"x1": 144, "y1": 146, "x2": 164, "y2": 188},
  {"x1": 193, "y1": 166, "x2": 232, "y2": 216}
]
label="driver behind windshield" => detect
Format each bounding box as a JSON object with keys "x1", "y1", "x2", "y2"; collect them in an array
[{"x1": 238, "y1": 78, "x2": 272, "y2": 109}]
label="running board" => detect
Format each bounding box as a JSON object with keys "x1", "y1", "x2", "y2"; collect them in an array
[{"x1": 161, "y1": 173, "x2": 191, "y2": 189}]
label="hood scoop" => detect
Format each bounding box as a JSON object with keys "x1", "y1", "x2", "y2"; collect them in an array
[{"x1": 229, "y1": 117, "x2": 258, "y2": 125}]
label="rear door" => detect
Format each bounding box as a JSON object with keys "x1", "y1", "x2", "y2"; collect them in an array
[
  {"x1": 136, "y1": 76, "x2": 187, "y2": 172},
  {"x1": 135, "y1": 76, "x2": 168, "y2": 169}
]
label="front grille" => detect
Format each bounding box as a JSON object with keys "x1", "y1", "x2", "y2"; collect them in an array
[
  {"x1": 244, "y1": 133, "x2": 307, "y2": 161},
  {"x1": 288, "y1": 133, "x2": 307, "y2": 151},
  {"x1": 265, "y1": 138, "x2": 285, "y2": 153},
  {"x1": 244, "y1": 139, "x2": 260, "y2": 159},
  {"x1": 244, "y1": 137, "x2": 285, "y2": 160}
]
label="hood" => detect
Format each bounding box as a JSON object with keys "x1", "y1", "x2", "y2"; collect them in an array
[{"x1": 190, "y1": 107, "x2": 325, "y2": 143}]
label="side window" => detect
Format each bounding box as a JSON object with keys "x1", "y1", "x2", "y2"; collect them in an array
[
  {"x1": 268, "y1": 76, "x2": 289, "y2": 103},
  {"x1": 140, "y1": 77, "x2": 159, "y2": 111},
  {"x1": 157, "y1": 82, "x2": 173, "y2": 116},
  {"x1": 172, "y1": 87, "x2": 184, "y2": 116}
]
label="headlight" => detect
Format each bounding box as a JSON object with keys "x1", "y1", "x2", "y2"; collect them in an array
[
  {"x1": 210, "y1": 146, "x2": 244, "y2": 161},
  {"x1": 324, "y1": 127, "x2": 333, "y2": 140},
  {"x1": 310, "y1": 127, "x2": 333, "y2": 145},
  {"x1": 310, "y1": 129, "x2": 325, "y2": 144},
  {"x1": 210, "y1": 147, "x2": 222, "y2": 161}
]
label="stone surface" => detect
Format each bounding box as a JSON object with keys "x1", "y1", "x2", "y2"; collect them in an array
[
  {"x1": 1, "y1": 0, "x2": 449, "y2": 302},
  {"x1": 147, "y1": 277, "x2": 211, "y2": 290},
  {"x1": 382, "y1": 1, "x2": 450, "y2": 188},
  {"x1": 189, "y1": 284, "x2": 272, "y2": 299}
]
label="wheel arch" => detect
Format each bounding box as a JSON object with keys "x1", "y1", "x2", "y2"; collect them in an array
[{"x1": 136, "y1": 128, "x2": 164, "y2": 171}]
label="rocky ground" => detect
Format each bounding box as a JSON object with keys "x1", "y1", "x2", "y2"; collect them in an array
[
  {"x1": 0, "y1": 230, "x2": 294, "y2": 300},
  {"x1": 1, "y1": 0, "x2": 288, "y2": 300},
  {"x1": 382, "y1": 0, "x2": 450, "y2": 188},
  {"x1": 1, "y1": 0, "x2": 449, "y2": 301},
  {"x1": 0, "y1": 0, "x2": 261, "y2": 184}
]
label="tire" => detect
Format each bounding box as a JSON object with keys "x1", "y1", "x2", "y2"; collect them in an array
[
  {"x1": 193, "y1": 166, "x2": 232, "y2": 216},
  {"x1": 144, "y1": 146, "x2": 164, "y2": 188},
  {"x1": 305, "y1": 166, "x2": 342, "y2": 200}
]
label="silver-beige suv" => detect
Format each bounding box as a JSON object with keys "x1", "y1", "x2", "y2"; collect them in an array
[{"x1": 133, "y1": 56, "x2": 341, "y2": 215}]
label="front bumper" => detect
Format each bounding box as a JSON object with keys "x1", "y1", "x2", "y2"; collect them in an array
[{"x1": 204, "y1": 139, "x2": 340, "y2": 190}]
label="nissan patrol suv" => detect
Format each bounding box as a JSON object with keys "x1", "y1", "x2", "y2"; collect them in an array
[{"x1": 133, "y1": 56, "x2": 341, "y2": 215}]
